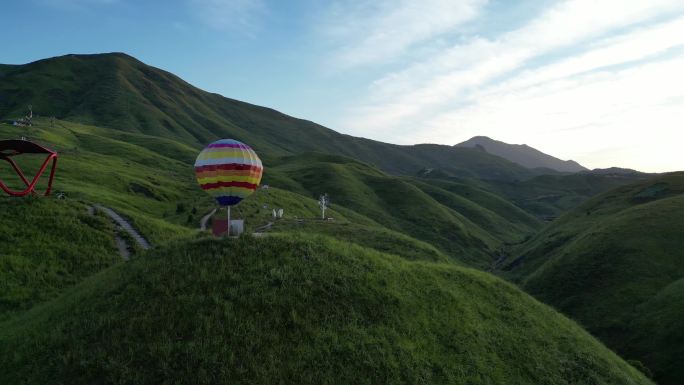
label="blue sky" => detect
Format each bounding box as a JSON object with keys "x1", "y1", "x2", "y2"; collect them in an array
[{"x1": 2, "y1": 0, "x2": 684, "y2": 172}]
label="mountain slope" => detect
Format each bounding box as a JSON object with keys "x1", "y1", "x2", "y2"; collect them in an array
[
  {"x1": 627, "y1": 277, "x2": 684, "y2": 384},
  {"x1": 480, "y1": 172, "x2": 650, "y2": 219},
  {"x1": 0, "y1": 53, "x2": 537, "y2": 181},
  {"x1": 499, "y1": 173, "x2": 684, "y2": 384},
  {"x1": 0, "y1": 198, "x2": 120, "y2": 319},
  {"x1": 0, "y1": 235, "x2": 653, "y2": 385},
  {"x1": 270, "y1": 153, "x2": 540, "y2": 267},
  {"x1": 456, "y1": 136, "x2": 587, "y2": 172},
  {"x1": 0, "y1": 118, "x2": 467, "y2": 315},
  {"x1": 407, "y1": 178, "x2": 542, "y2": 243}
]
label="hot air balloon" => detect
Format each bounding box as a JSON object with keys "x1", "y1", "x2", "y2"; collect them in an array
[{"x1": 194, "y1": 139, "x2": 263, "y2": 235}]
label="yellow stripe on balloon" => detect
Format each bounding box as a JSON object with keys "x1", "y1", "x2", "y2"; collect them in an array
[{"x1": 207, "y1": 186, "x2": 255, "y2": 196}]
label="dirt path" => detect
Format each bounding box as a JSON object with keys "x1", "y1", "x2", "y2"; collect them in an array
[
  {"x1": 93, "y1": 204, "x2": 152, "y2": 253},
  {"x1": 253, "y1": 222, "x2": 273, "y2": 235}
]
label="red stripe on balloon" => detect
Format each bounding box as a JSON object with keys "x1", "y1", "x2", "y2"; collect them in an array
[
  {"x1": 200, "y1": 181, "x2": 259, "y2": 190},
  {"x1": 194, "y1": 164, "x2": 262, "y2": 173}
]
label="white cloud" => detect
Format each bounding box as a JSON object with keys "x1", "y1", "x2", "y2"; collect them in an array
[
  {"x1": 337, "y1": 0, "x2": 684, "y2": 171},
  {"x1": 320, "y1": 0, "x2": 486, "y2": 68},
  {"x1": 417, "y1": 54, "x2": 684, "y2": 172}
]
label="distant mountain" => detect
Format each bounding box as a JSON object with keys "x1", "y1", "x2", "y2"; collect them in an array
[
  {"x1": 582, "y1": 167, "x2": 647, "y2": 176},
  {"x1": 0, "y1": 53, "x2": 537, "y2": 181},
  {"x1": 456, "y1": 136, "x2": 587, "y2": 173}
]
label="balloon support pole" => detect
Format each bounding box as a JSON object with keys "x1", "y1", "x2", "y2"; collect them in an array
[{"x1": 226, "y1": 206, "x2": 231, "y2": 237}]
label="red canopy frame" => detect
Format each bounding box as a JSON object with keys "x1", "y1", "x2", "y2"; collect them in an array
[{"x1": 0, "y1": 140, "x2": 58, "y2": 197}]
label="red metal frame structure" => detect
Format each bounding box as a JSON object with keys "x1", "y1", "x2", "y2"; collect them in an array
[{"x1": 0, "y1": 139, "x2": 58, "y2": 197}]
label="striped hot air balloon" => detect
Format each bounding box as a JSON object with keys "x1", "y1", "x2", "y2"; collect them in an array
[{"x1": 194, "y1": 139, "x2": 263, "y2": 206}]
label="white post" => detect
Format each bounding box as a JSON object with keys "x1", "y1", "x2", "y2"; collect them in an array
[
  {"x1": 319, "y1": 194, "x2": 327, "y2": 220},
  {"x1": 226, "y1": 206, "x2": 231, "y2": 237}
]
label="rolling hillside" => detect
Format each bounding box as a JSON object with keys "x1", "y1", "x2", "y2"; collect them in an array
[
  {"x1": 499, "y1": 173, "x2": 684, "y2": 384},
  {"x1": 0, "y1": 52, "x2": 675, "y2": 384},
  {"x1": 1, "y1": 118, "x2": 474, "y2": 314},
  {"x1": 0, "y1": 53, "x2": 542, "y2": 181},
  {"x1": 417, "y1": 171, "x2": 650, "y2": 219},
  {"x1": 270, "y1": 153, "x2": 544, "y2": 267},
  {"x1": 0, "y1": 235, "x2": 653, "y2": 385}
]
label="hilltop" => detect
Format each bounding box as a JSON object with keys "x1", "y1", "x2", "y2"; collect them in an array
[{"x1": 0, "y1": 236, "x2": 653, "y2": 385}]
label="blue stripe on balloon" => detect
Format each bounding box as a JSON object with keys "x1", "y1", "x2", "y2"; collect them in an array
[{"x1": 216, "y1": 196, "x2": 243, "y2": 206}]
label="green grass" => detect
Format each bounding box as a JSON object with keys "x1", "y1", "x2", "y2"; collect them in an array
[
  {"x1": 269, "y1": 221, "x2": 451, "y2": 263},
  {"x1": 499, "y1": 172, "x2": 684, "y2": 384},
  {"x1": 0, "y1": 235, "x2": 652, "y2": 385},
  {"x1": 480, "y1": 172, "x2": 650, "y2": 219},
  {"x1": 0, "y1": 197, "x2": 120, "y2": 319},
  {"x1": 1, "y1": 52, "x2": 677, "y2": 383},
  {"x1": 271, "y1": 154, "x2": 507, "y2": 267},
  {"x1": 2, "y1": 119, "x2": 202, "y2": 232},
  {"x1": 627, "y1": 277, "x2": 684, "y2": 385},
  {"x1": 407, "y1": 178, "x2": 541, "y2": 243},
  {"x1": 1, "y1": 119, "x2": 471, "y2": 319},
  {"x1": 0, "y1": 119, "x2": 202, "y2": 314},
  {"x1": 1, "y1": 52, "x2": 543, "y2": 181}
]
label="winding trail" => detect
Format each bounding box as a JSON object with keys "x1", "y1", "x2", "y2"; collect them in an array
[{"x1": 94, "y1": 204, "x2": 152, "y2": 251}]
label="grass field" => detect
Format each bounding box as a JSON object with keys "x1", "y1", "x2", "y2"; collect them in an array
[
  {"x1": 0, "y1": 197, "x2": 119, "y2": 319},
  {"x1": 1, "y1": 52, "x2": 676, "y2": 384},
  {"x1": 0, "y1": 235, "x2": 652, "y2": 385},
  {"x1": 499, "y1": 173, "x2": 684, "y2": 384}
]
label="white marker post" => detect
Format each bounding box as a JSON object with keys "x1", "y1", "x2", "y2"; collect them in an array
[{"x1": 319, "y1": 194, "x2": 329, "y2": 220}]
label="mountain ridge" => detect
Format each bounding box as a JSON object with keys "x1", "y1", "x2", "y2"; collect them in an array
[
  {"x1": 456, "y1": 135, "x2": 587, "y2": 173},
  {"x1": 0, "y1": 53, "x2": 546, "y2": 181}
]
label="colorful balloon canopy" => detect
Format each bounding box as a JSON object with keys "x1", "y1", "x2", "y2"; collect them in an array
[{"x1": 194, "y1": 139, "x2": 263, "y2": 206}]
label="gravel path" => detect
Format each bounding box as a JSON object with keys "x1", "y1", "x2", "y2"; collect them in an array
[{"x1": 94, "y1": 204, "x2": 152, "y2": 250}]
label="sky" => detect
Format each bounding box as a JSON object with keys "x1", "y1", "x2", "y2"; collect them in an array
[{"x1": 2, "y1": 0, "x2": 683, "y2": 172}]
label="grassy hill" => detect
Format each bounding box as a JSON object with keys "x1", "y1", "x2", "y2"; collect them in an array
[
  {"x1": 487, "y1": 172, "x2": 653, "y2": 219},
  {"x1": 626, "y1": 277, "x2": 684, "y2": 384},
  {"x1": 407, "y1": 178, "x2": 541, "y2": 243},
  {"x1": 1, "y1": 52, "x2": 675, "y2": 383},
  {"x1": 269, "y1": 153, "x2": 542, "y2": 267},
  {"x1": 0, "y1": 118, "x2": 492, "y2": 316},
  {"x1": 0, "y1": 53, "x2": 542, "y2": 181},
  {"x1": 0, "y1": 198, "x2": 120, "y2": 319},
  {"x1": 418, "y1": 171, "x2": 650, "y2": 219},
  {"x1": 499, "y1": 173, "x2": 684, "y2": 384},
  {"x1": 0, "y1": 235, "x2": 652, "y2": 385}
]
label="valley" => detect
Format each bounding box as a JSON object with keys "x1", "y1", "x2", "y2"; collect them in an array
[{"x1": 1, "y1": 53, "x2": 681, "y2": 384}]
